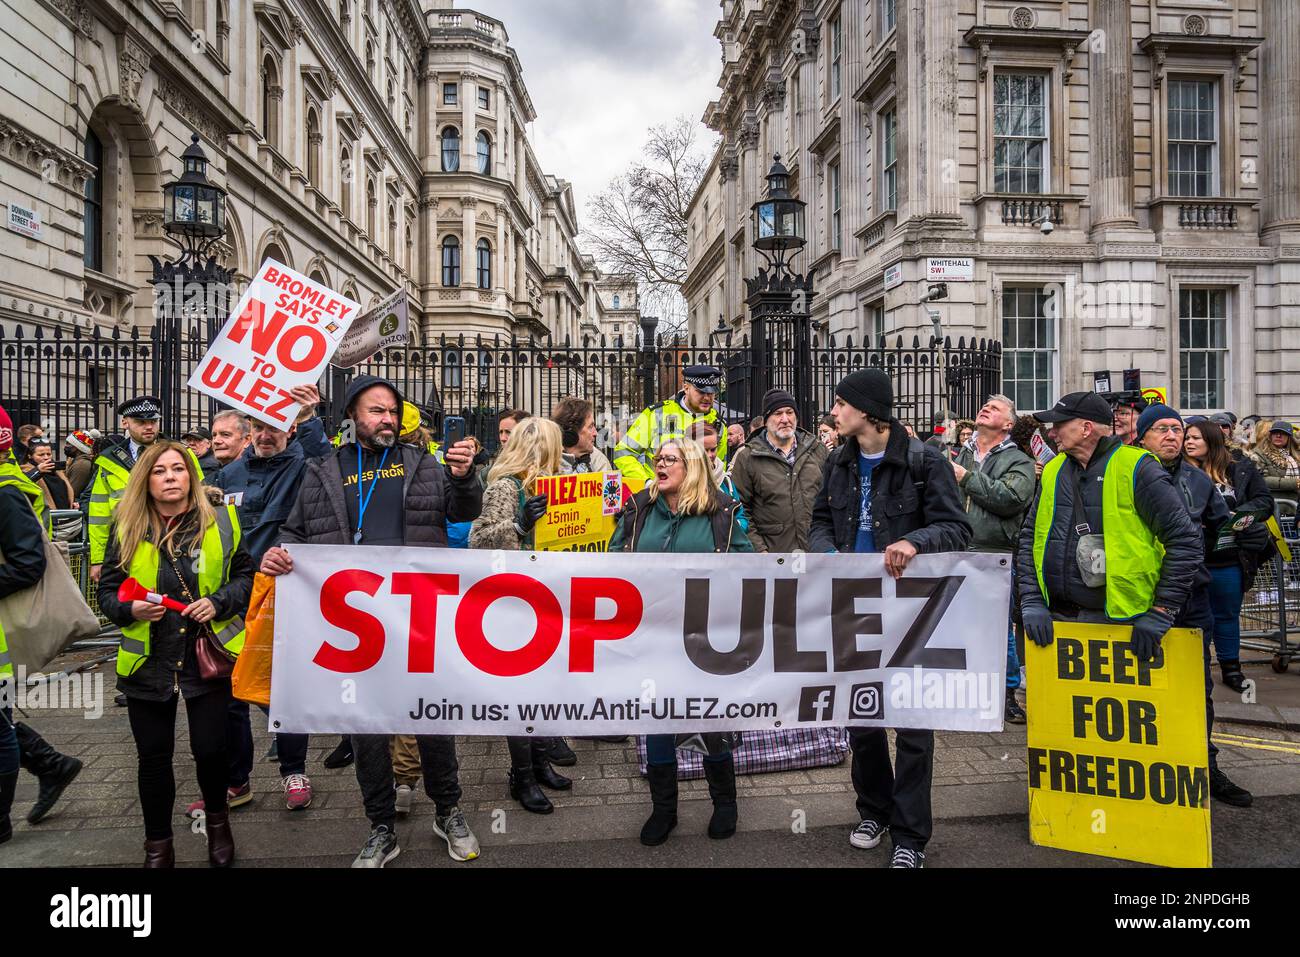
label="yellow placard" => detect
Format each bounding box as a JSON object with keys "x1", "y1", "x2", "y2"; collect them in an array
[
  {"x1": 532, "y1": 471, "x2": 625, "y2": 552},
  {"x1": 1026, "y1": 622, "x2": 1211, "y2": 868},
  {"x1": 1140, "y1": 386, "x2": 1168, "y2": 405}
]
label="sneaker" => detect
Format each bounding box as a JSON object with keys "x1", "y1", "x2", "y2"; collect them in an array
[
  {"x1": 323, "y1": 738, "x2": 354, "y2": 770},
  {"x1": 432, "y1": 806, "x2": 480, "y2": 862},
  {"x1": 889, "y1": 845, "x2": 926, "y2": 868},
  {"x1": 283, "y1": 774, "x2": 312, "y2": 811},
  {"x1": 1210, "y1": 768, "x2": 1253, "y2": 808},
  {"x1": 351, "y1": 825, "x2": 400, "y2": 868},
  {"x1": 263, "y1": 737, "x2": 280, "y2": 763},
  {"x1": 849, "y1": 819, "x2": 888, "y2": 849},
  {"x1": 187, "y1": 782, "x2": 253, "y2": 819},
  {"x1": 1004, "y1": 689, "x2": 1027, "y2": 725},
  {"x1": 395, "y1": 784, "x2": 414, "y2": 815}
]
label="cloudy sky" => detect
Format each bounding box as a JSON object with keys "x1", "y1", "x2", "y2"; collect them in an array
[{"x1": 468, "y1": 0, "x2": 723, "y2": 224}]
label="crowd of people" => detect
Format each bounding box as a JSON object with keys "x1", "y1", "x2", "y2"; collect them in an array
[{"x1": 0, "y1": 363, "x2": 1296, "y2": 868}]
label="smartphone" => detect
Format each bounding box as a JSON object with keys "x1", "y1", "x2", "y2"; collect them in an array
[
  {"x1": 53, "y1": 461, "x2": 67, "y2": 471},
  {"x1": 443, "y1": 415, "x2": 466, "y2": 448}
]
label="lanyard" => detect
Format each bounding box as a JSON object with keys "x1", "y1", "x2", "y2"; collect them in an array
[{"x1": 354, "y1": 444, "x2": 391, "y2": 545}]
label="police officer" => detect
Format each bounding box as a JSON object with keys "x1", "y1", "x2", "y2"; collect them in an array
[
  {"x1": 613, "y1": 366, "x2": 727, "y2": 485},
  {"x1": 1135, "y1": 403, "x2": 1254, "y2": 807}
]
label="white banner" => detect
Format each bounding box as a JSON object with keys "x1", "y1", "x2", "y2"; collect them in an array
[
  {"x1": 269, "y1": 549, "x2": 1011, "y2": 736},
  {"x1": 188, "y1": 259, "x2": 360, "y2": 428},
  {"x1": 331, "y1": 289, "x2": 409, "y2": 368}
]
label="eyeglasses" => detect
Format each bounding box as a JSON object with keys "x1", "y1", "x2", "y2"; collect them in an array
[
  {"x1": 654, "y1": 454, "x2": 682, "y2": 467},
  {"x1": 1149, "y1": 425, "x2": 1184, "y2": 436}
]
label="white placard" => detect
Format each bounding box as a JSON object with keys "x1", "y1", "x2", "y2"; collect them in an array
[
  {"x1": 883, "y1": 263, "x2": 903, "y2": 290},
  {"x1": 187, "y1": 260, "x2": 360, "y2": 428},
  {"x1": 270, "y1": 549, "x2": 1011, "y2": 736},
  {"x1": 331, "y1": 289, "x2": 409, "y2": 368},
  {"x1": 7, "y1": 202, "x2": 41, "y2": 239},
  {"x1": 926, "y1": 257, "x2": 974, "y2": 281}
]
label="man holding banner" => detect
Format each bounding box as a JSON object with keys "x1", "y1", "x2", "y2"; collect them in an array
[
  {"x1": 259, "y1": 374, "x2": 483, "y2": 867},
  {"x1": 811, "y1": 369, "x2": 972, "y2": 869}
]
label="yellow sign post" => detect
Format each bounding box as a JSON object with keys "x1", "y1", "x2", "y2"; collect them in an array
[
  {"x1": 1026, "y1": 622, "x2": 1211, "y2": 867},
  {"x1": 532, "y1": 471, "x2": 625, "y2": 552}
]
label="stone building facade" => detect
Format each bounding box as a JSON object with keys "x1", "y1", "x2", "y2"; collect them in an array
[
  {"x1": 690, "y1": 0, "x2": 1300, "y2": 416},
  {"x1": 0, "y1": 0, "x2": 631, "y2": 347}
]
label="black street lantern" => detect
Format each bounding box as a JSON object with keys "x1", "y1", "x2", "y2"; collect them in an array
[
  {"x1": 751, "y1": 154, "x2": 805, "y2": 271},
  {"x1": 163, "y1": 133, "x2": 226, "y2": 253}
]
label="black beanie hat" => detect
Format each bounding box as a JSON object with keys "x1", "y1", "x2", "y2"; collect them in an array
[
  {"x1": 762, "y1": 388, "x2": 797, "y2": 420},
  {"x1": 344, "y1": 374, "x2": 404, "y2": 419},
  {"x1": 835, "y1": 369, "x2": 893, "y2": 420}
]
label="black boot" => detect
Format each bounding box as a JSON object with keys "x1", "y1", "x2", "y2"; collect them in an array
[
  {"x1": 531, "y1": 741, "x2": 572, "y2": 791},
  {"x1": 1210, "y1": 768, "x2": 1253, "y2": 808},
  {"x1": 323, "y1": 736, "x2": 354, "y2": 769},
  {"x1": 544, "y1": 737, "x2": 577, "y2": 767},
  {"x1": 703, "y1": 754, "x2": 738, "y2": 839},
  {"x1": 639, "y1": 763, "x2": 678, "y2": 846},
  {"x1": 15, "y1": 722, "x2": 82, "y2": 824},
  {"x1": 1218, "y1": 660, "x2": 1247, "y2": 693},
  {"x1": 0, "y1": 769, "x2": 18, "y2": 846},
  {"x1": 508, "y1": 767, "x2": 553, "y2": 814},
  {"x1": 1004, "y1": 689, "x2": 1027, "y2": 725}
]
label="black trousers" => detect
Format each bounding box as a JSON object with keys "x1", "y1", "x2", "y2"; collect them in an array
[
  {"x1": 126, "y1": 689, "x2": 231, "y2": 840},
  {"x1": 353, "y1": 733, "x2": 461, "y2": 830},
  {"x1": 1176, "y1": 587, "x2": 1219, "y2": 770},
  {"x1": 849, "y1": 728, "x2": 935, "y2": 851}
]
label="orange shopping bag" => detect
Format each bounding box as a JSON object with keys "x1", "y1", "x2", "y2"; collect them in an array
[{"x1": 231, "y1": 573, "x2": 275, "y2": 707}]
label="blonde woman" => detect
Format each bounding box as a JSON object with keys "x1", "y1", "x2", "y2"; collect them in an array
[
  {"x1": 98, "y1": 441, "x2": 254, "y2": 868},
  {"x1": 1247, "y1": 420, "x2": 1300, "y2": 498},
  {"x1": 608, "y1": 437, "x2": 752, "y2": 846},
  {"x1": 468, "y1": 417, "x2": 573, "y2": 813}
]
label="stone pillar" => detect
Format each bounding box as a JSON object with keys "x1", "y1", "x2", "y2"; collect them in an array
[
  {"x1": 839, "y1": 0, "x2": 866, "y2": 249},
  {"x1": 419, "y1": 195, "x2": 435, "y2": 311},
  {"x1": 461, "y1": 72, "x2": 476, "y2": 169},
  {"x1": 1088, "y1": 0, "x2": 1137, "y2": 230},
  {"x1": 461, "y1": 197, "x2": 476, "y2": 287},
  {"x1": 496, "y1": 203, "x2": 507, "y2": 291},
  {"x1": 795, "y1": 21, "x2": 820, "y2": 253},
  {"x1": 515, "y1": 120, "x2": 526, "y2": 193},
  {"x1": 896, "y1": 0, "x2": 962, "y2": 224},
  {"x1": 495, "y1": 83, "x2": 506, "y2": 178},
  {"x1": 515, "y1": 234, "x2": 527, "y2": 302},
  {"x1": 1260, "y1": 0, "x2": 1300, "y2": 237}
]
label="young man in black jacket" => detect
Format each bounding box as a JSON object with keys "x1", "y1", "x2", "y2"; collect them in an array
[
  {"x1": 810, "y1": 370, "x2": 972, "y2": 869},
  {"x1": 259, "y1": 375, "x2": 483, "y2": 868}
]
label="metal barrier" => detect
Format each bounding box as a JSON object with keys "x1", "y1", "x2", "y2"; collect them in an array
[
  {"x1": 1239, "y1": 499, "x2": 1298, "y2": 673},
  {"x1": 49, "y1": 508, "x2": 112, "y2": 630}
]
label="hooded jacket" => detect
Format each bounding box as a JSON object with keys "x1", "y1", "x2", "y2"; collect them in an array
[
  {"x1": 727, "y1": 427, "x2": 827, "y2": 552},
  {"x1": 953, "y1": 435, "x2": 1036, "y2": 553}
]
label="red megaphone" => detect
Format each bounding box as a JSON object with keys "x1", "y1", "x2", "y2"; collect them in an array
[{"x1": 118, "y1": 577, "x2": 189, "y2": 613}]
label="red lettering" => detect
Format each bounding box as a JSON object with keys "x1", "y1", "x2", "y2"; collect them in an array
[
  {"x1": 391, "y1": 573, "x2": 460, "y2": 672},
  {"x1": 227, "y1": 303, "x2": 289, "y2": 356},
  {"x1": 244, "y1": 376, "x2": 273, "y2": 412},
  {"x1": 198, "y1": 354, "x2": 234, "y2": 389},
  {"x1": 569, "y1": 577, "x2": 642, "y2": 672},
  {"x1": 221, "y1": 368, "x2": 249, "y2": 402},
  {"x1": 263, "y1": 388, "x2": 297, "y2": 423},
  {"x1": 455, "y1": 574, "x2": 563, "y2": 677},
  {"x1": 275, "y1": 323, "x2": 327, "y2": 372},
  {"x1": 315, "y1": 569, "x2": 386, "y2": 672},
  {"x1": 263, "y1": 266, "x2": 280, "y2": 284}
]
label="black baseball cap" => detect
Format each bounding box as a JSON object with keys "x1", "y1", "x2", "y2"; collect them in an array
[
  {"x1": 182, "y1": 427, "x2": 212, "y2": 441},
  {"x1": 1034, "y1": 392, "x2": 1116, "y2": 426}
]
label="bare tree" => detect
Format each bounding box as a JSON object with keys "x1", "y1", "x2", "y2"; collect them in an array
[{"x1": 584, "y1": 117, "x2": 717, "y2": 338}]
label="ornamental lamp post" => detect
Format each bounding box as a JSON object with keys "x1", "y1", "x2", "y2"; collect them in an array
[
  {"x1": 150, "y1": 132, "x2": 236, "y2": 439},
  {"x1": 746, "y1": 154, "x2": 815, "y2": 425}
]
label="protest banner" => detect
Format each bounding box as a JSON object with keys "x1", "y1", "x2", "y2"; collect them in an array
[
  {"x1": 187, "y1": 259, "x2": 360, "y2": 427},
  {"x1": 1026, "y1": 622, "x2": 1211, "y2": 868},
  {"x1": 331, "y1": 288, "x2": 408, "y2": 368},
  {"x1": 269, "y1": 548, "x2": 1011, "y2": 736},
  {"x1": 532, "y1": 471, "x2": 623, "y2": 552}
]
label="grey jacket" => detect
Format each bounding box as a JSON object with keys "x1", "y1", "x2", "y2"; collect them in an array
[{"x1": 953, "y1": 436, "x2": 1036, "y2": 553}]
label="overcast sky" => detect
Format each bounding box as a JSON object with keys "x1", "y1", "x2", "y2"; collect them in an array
[{"x1": 467, "y1": 0, "x2": 723, "y2": 226}]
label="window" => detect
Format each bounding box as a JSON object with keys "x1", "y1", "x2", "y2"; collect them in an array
[
  {"x1": 83, "y1": 128, "x2": 103, "y2": 272},
  {"x1": 477, "y1": 239, "x2": 492, "y2": 289},
  {"x1": 829, "y1": 161, "x2": 842, "y2": 250},
  {"x1": 881, "y1": 108, "x2": 898, "y2": 211},
  {"x1": 306, "y1": 108, "x2": 321, "y2": 185},
  {"x1": 612, "y1": 294, "x2": 621, "y2": 309},
  {"x1": 388, "y1": 202, "x2": 396, "y2": 257},
  {"x1": 441, "y1": 127, "x2": 460, "y2": 171},
  {"x1": 442, "y1": 236, "x2": 461, "y2": 286},
  {"x1": 340, "y1": 146, "x2": 353, "y2": 218},
  {"x1": 880, "y1": 0, "x2": 896, "y2": 35},
  {"x1": 366, "y1": 177, "x2": 376, "y2": 236},
  {"x1": 387, "y1": 78, "x2": 395, "y2": 112},
  {"x1": 476, "y1": 131, "x2": 491, "y2": 175},
  {"x1": 1168, "y1": 79, "x2": 1217, "y2": 197},
  {"x1": 830, "y1": 15, "x2": 843, "y2": 102},
  {"x1": 405, "y1": 224, "x2": 413, "y2": 271},
  {"x1": 868, "y1": 301, "x2": 885, "y2": 345},
  {"x1": 443, "y1": 82, "x2": 458, "y2": 106},
  {"x1": 216, "y1": 0, "x2": 228, "y2": 60},
  {"x1": 260, "y1": 55, "x2": 280, "y2": 147},
  {"x1": 1001, "y1": 286, "x2": 1057, "y2": 413},
  {"x1": 993, "y1": 73, "x2": 1048, "y2": 193},
  {"x1": 443, "y1": 348, "x2": 463, "y2": 388},
  {"x1": 478, "y1": 86, "x2": 490, "y2": 110},
  {"x1": 366, "y1": 41, "x2": 375, "y2": 83},
  {"x1": 1179, "y1": 288, "x2": 1228, "y2": 410}
]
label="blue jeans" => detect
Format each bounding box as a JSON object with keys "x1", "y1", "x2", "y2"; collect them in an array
[
  {"x1": 1006, "y1": 567, "x2": 1021, "y2": 689},
  {"x1": 645, "y1": 734, "x2": 731, "y2": 766},
  {"x1": 1207, "y1": 564, "x2": 1244, "y2": 662}
]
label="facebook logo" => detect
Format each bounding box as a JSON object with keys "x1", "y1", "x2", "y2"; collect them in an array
[{"x1": 797, "y1": 686, "x2": 836, "y2": 722}]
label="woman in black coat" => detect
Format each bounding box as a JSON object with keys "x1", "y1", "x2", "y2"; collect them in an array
[{"x1": 98, "y1": 441, "x2": 254, "y2": 868}]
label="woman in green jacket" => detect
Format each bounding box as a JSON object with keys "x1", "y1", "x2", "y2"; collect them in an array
[{"x1": 609, "y1": 436, "x2": 752, "y2": 846}]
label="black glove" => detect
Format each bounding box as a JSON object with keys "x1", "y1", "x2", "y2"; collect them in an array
[
  {"x1": 1022, "y1": 604, "x2": 1055, "y2": 648},
  {"x1": 1236, "y1": 521, "x2": 1271, "y2": 554},
  {"x1": 1130, "y1": 608, "x2": 1174, "y2": 663},
  {"x1": 518, "y1": 494, "x2": 549, "y2": 533}
]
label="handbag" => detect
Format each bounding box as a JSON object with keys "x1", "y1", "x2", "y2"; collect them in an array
[
  {"x1": 164, "y1": 548, "x2": 235, "y2": 681},
  {"x1": 0, "y1": 526, "x2": 100, "y2": 672},
  {"x1": 231, "y1": 574, "x2": 275, "y2": 706}
]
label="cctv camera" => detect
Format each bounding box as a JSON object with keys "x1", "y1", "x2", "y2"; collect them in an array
[{"x1": 1039, "y1": 218, "x2": 1054, "y2": 235}]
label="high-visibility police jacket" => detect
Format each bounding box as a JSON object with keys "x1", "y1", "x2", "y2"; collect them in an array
[
  {"x1": 116, "y1": 504, "x2": 246, "y2": 677},
  {"x1": 87, "y1": 443, "x2": 203, "y2": 564},
  {"x1": 612, "y1": 393, "x2": 726, "y2": 485},
  {"x1": 0, "y1": 456, "x2": 49, "y2": 679}
]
